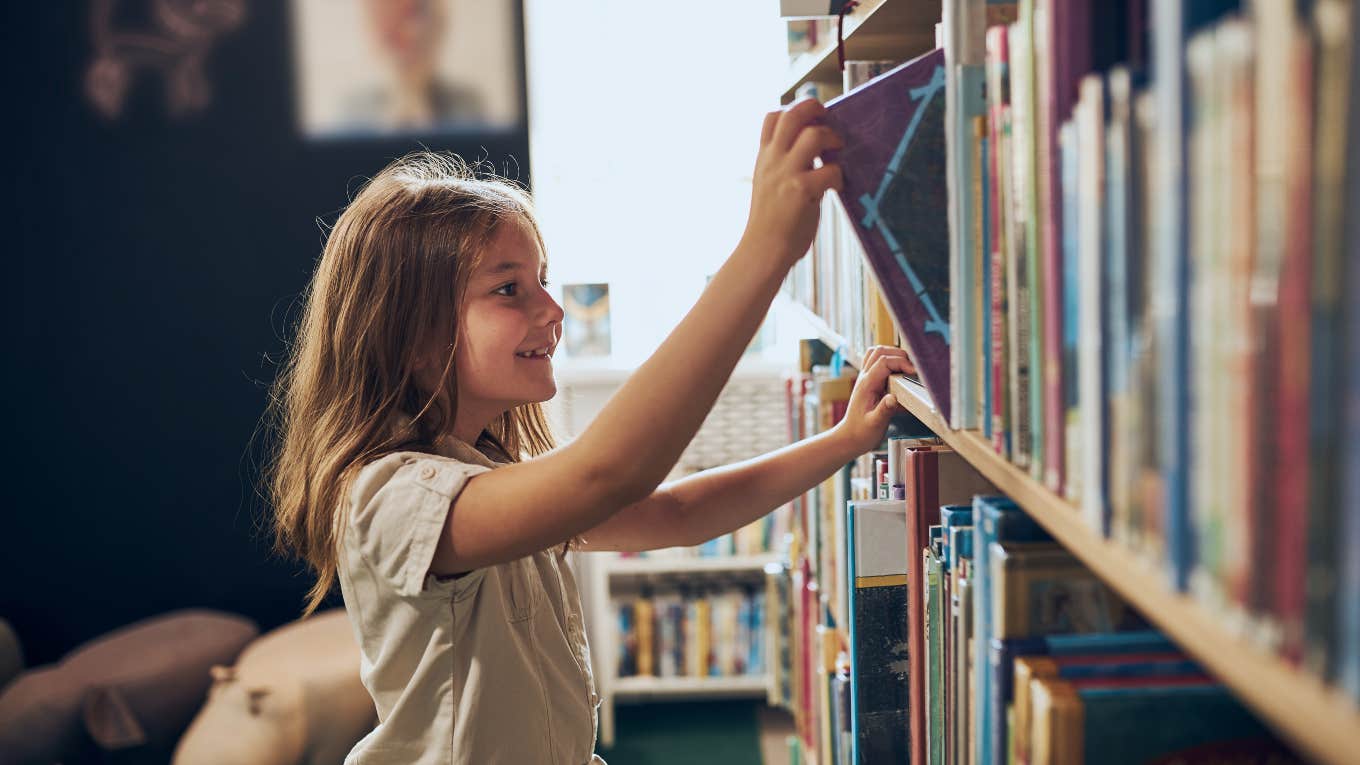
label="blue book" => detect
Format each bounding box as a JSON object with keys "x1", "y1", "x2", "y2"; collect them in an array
[
  {"x1": 1343, "y1": 0, "x2": 1360, "y2": 703},
  {"x1": 1103, "y1": 66, "x2": 1134, "y2": 540},
  {"x1": 846, "y1": 499, "x2": 912, "y2": 762},
  {"x1": 982, "y1": 129, "x2": 994, "y2": 441},
  {"x1": 1150, "y1": 0, "x2": 1236, "y2": 592},
  {"x1": 1059, "y1": 119, "x2": 1081, "y2": 507},
  {"x1": 971, "y1": 496, "x2": 1051, "y2": 765}
]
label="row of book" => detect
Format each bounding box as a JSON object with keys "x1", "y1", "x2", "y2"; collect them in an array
[
  {"x1": 943, "y1": 0, "x2": 1360, "y2": 696},
  {"x1": 614, "y1": 587, "x2": 766, "y2": 680},
  {"x1": 770, "y1": 361, "x2": 1296, "y2": 762},
  {"x1": 788, "y1": 0, "x2": 1360, "y2": 704}
]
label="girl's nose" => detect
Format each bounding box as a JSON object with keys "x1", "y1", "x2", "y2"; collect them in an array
[{"x1": 539, "y1": 288, "x2": 565, "y2": 326}]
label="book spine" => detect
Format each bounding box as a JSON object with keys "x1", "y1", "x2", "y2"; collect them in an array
[
  {"x1": 1024, "y1": 0, "x2": 1047, "y2": 485},
  {"x1": 1104, "y1": 67, "x2": 1133, "y2": 546},
  {"x1": 1038, "y1": 0, "x2": 1066, "y2": 496},
  {"x1": 1059, "y1": 117, "x2": 1081, "y2": 508},
  {"x1": 1151, "y1": 0, "x2": 1192, "y2": 592},
  {"x1": 1277, "y1": 24, "x2": 1314, "y2": 662},
  {"x1": 1342, "y1": 0, "x2": 1360, "y2": 704},
  {"x1": 1007, "y1": 21, "x2": 1035, "y2": 471},
  {"x1": 987, "y1": 26, "x2": 1013, "y2": 458},
  {"x1": 1077, "y1": 75, "x2": 1106, "y2": 532},
  {"x1": 1306, "y1": 0, "x2": 1350, "y2": 679},
  {"x1": 979, "y1": 114, "x2": 994, "y2": 440},
  {"x1": 925, "y1": 547, "x2": 947, "y2": 765}
]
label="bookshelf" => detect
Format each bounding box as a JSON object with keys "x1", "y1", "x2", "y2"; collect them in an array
[
  {"x1": 782, "y1": 0, "x2": 940, "y2": 102},
  {"x1": 772, "y1": 0, "x2": 1360, "y2": 762},
  {"x1": 885, "y1": 376, "x2": 1360, "y2": 765}
]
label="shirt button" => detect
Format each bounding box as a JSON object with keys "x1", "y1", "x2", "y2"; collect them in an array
[{"x1": 419, "y1": 466, "x2": 436, "y2": 480}]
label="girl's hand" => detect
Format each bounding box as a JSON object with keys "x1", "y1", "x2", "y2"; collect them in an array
[
  {"x1": 741, "y1": 98, "x2": 845, "y2": 269},
  {"x1": 833, "y1": 346, "x2": 917, "y2": 456}
]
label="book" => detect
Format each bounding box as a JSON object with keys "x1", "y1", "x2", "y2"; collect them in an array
[
  {"x1": 1076, "y1": 73, "x2": 1107, "y2": 533},
  {"x1": 972, "y1": 496, "x2": 1052, "y2": 765},
  {"x1": 988, "y1": 542, "x2": 1150, "y2": 759},
  {"x1": 986, "y1": 25, "x2": 1013, "y2": 459},
  {"x1": 1305, "y1": 0, "x2": 1351, "y2": 680},
  {"x1": 924, "y1": 537, "x2": 946, "y2": 765},
  {"x1": 1342, "y1": 0, "x2": 1360, "y2": 704},
  {"x1": 846, "y1": 498, "x2": 911, "y2": 762},
  {"x1": 943, "y1": 506, "x2": 976, "y2": 765},
  {"x1": 1013, "y1": 651, "x2": 1198, "y2": 763},
  {"x1": 1028, "y1": 676, "x2": 1287, "y2": 765},
  {"x1": 907, "y1": 449, "x2": 999, "y2": 765},
  {"x1": 1058, "y1": 117, "x2": 1081, "y2": 506},
  {"x1": 823, "y1": 48, "x2": 954, "y2": 422}
]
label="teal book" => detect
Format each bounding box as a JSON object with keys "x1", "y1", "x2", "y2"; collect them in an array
[
  {"x1": 846, "y1": 499, "x2": 911, "y2": 762},
  {"x1": 1030, "y1": 677, "x2": 1289, "y2": 764},
  {"x1": 971, "y1": 496, "x2": 1051, "y2": 765},
  {"x1": 923, "y1": 537, "x2": 946, "y2": 765}
]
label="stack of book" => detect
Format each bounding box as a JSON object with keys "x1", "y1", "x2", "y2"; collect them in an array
[
  {"x1": 614, "y1": 586, "x2": 766, "y2": 680},
  {"x1": 787, "y1": 0, "x2": 1360, "y2": 712}
]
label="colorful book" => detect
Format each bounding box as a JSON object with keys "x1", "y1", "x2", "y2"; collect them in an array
[
  {"x1": 1003, "y1": 23, "x2": 1034, "y2": 472},
  {"x1": 1306, "y1": 0, "x2": 1351, "y2": 680},
  {"x1": 987, "y1": 542, "x2": 1150, "y2": 760},
  {"x1": 972, "y1": 496, "x2": 1052, "y2": 765},
  {"x1": 1028, "y1": 676, "x2": 1285, "y2": 765},
  {"x1": 908, "y1": 450, "x2": 999, "y2": 765},
  {"x1": 1076, "y1": 73, "x2": 1107, "y2": 533},
  {"x1": 924, "y1": 536, "x2": 946, "y2": 765},
  {"x1": 823, "y1": 48, "x2": 953, "y2": 422},
  {"x1": 1058, "y1": 117, "x2": 1081, "y2": 506},
  {"x1": 1013, "y1": 650, "x2": 1197, "y2": 763},
  {"x1": 1343, "y1": 0, "x2": 1360, "y2": 704},
  {"x1": 846, "y1": 498, "x2": 911, "y2": 762}
]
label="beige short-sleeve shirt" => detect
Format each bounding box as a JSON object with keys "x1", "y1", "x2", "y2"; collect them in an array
[{"x1": 336, "y1": 439, "x2": 605, "y2": 764}]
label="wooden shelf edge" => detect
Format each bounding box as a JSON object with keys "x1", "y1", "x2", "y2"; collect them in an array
[
  {"x1": 612, "y1": 675, "x2": 770, "y2": 701},
  {"x1": 782, "y1": 0, "x2": 889, "y2": 99},
  {"x1": 790, "y1": 301, "x2": 864, "y2": 369},
  {"x1": 887, "y1": 375, "x2": 1360, "y2": 765},
  {"x1": 781, "y1": 0, "x2": 939, "y2": 101}
]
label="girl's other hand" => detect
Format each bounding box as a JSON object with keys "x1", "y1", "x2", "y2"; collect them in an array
[
  {"x1": 741, "y1": 98, "x2": 845, "y2": 269},
  {"x1": 834, "y1": 346, "x2": 916, "y2": 456}
]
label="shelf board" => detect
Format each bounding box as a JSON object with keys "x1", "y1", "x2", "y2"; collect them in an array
[
  {"x1": 782, "y1": 0, "x2": 940, "y2": 102},
  {"x1": 790, "y1": 301, "x2": 863, "y2": 369},
  {"x1": 887, "y1": 375, "x2": 1360, "y2": 765},
  {"x1": 607, "y1": 554, "x2": 778, "y2": 577},
  {"x1": 612, "y1": 674, "x2": 769, "y2": 702}
]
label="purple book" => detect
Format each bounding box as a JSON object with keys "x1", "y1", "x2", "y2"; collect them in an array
[{"x1": 823, "y1": 48, "x2": 952, "y2": 422}]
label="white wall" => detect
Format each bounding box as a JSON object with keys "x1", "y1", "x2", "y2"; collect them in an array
[{"x1": 523, "y1": 0, "x2": 794, "y2": 368}]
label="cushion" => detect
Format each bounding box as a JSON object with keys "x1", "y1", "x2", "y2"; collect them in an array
[
  {"x1": 0, "y1": 609, "x2": 258, "y2": 764},
  {"x1": 173, "y1": 608, "x2": 375, "y2": 765}
]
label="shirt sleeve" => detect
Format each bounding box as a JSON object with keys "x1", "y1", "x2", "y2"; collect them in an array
[{"x1": 347, "y1": 453, "x2": 491, "y2": 598}]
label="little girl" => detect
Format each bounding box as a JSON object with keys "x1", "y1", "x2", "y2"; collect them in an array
[{"x1": 268, "y1": 98, "x2": 914, "y2": 764}]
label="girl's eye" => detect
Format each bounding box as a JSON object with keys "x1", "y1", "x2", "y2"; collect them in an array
[
  {"x1": 540, "y1": 278, "x2": 550, "y2": 288},
  {"x1": 494, "y1": 282, "x2": 517, "y2": 297}
]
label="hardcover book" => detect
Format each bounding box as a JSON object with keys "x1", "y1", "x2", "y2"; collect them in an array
[{"x1": 823, "y1": 48, "x2": 954, "y2": 422}]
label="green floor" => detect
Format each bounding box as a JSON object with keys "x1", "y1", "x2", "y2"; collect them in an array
[{"x1": 596, "y1": 701, "x2": 765, "y2": 764}]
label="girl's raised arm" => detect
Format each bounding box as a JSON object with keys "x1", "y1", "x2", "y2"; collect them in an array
[{"x1": 430, "y1": 99, "x2": 842, "y2": 574}]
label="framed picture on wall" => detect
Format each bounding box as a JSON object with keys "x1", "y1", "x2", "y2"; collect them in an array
[
  {"x1": 562, "y1": 283, "x2": 611, "y2": 358},
  {"x1": 289, "y1": 0, "x2": 524, "y2": 138}
]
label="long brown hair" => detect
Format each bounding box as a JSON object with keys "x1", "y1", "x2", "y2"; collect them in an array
[{"x1": 266, "y1": 152, "x2": 556, "y2": 617}]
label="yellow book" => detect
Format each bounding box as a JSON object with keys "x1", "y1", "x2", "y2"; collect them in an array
[
  {"x1": 1029, "y1": 676, "x2": 1083, "y2": 765},
  {"x1": 636, "y1": 597, "x2": 655, "y2": 677}
]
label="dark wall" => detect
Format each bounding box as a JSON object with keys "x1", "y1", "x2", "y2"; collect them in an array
[{"x1": 4, "y1": 2, "x2": 529, "y2": 665}]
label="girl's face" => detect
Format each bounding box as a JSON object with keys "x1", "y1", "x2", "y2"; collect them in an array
[{"x1": 450, "y1": 221, "x2": 563, "y2": 434}]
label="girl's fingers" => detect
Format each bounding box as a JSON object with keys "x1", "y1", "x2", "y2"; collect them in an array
[
  {"x1": 760, "y1": 109, "x2": 781, "y2": 147},
  {"x1": 772, "y1": 98, "x2": 828, "y2": 151},
  {"x1": 789, "y1": 125, "x2": 844, "y2": 169},
  {"x1": 804, "y1": 163, "x2": 844, "y2": 197}
]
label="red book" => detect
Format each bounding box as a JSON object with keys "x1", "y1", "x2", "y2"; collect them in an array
[
  {"x1": 1275, "y1": 34, "x2": 1314, "y2": 664},
  {"x1": 987, "y1": 25, "x2": 1011, "y2": 458},
  {"x1": 907, "y1": 448, "x2": 998, "y2": 764}
]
